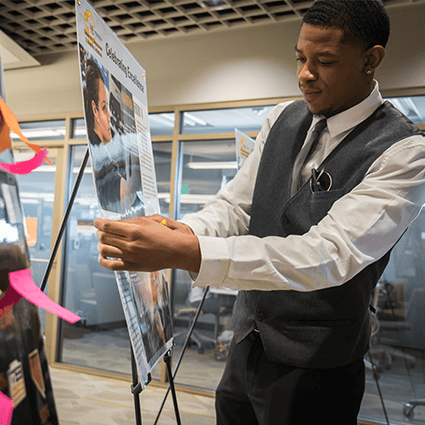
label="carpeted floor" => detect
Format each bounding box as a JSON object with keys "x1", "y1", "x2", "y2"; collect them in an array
[{"x1": 49, "y1": 367, "x2": 216, "y2": 425}]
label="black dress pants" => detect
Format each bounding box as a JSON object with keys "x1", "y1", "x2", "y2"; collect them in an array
[{"x1": 215, "y1": 332, "x2": 365, "y2": 425}]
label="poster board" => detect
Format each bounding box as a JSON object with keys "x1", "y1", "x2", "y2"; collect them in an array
[
  {"x1": 76, "y1": 0, "x2": 173, "y2": 388},
  {"x1": 235, "y1": 128, "x2": 255, "y2": 170}
]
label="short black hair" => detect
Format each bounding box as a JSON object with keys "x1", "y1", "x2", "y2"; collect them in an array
[
  {"x1": 84, "y1": 58, "x2": 104, "y2": 141},
  {"x1": 303, "y1": 0, "x2": 390, "y2": 48}
]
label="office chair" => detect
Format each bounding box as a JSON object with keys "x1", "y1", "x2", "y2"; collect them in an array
[
  {"x1": 173, "y1": 303, "x2": 206, "y2": 353},
  {"x1": 173, "y1": 287, "x2": 235, "y2": 354}
]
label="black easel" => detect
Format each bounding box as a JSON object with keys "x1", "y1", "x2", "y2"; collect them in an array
[
  {"x1": 131, "y1": 349, "x2": 147, "y2": 425},
  {"x1": 154, "y1": 286, "x2": 210, "y2": 425},
  {"x1": 40, "y1": 146, "x2": 90, "y2": 293},
  {"x1": 163, "y1": 351, "x2": 182, "y2": 425},
  {"x1": 38, "y1": 145, "x2": 182, "y2": 425}
]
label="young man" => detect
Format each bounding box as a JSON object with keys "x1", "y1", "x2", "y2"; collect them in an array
[{"x1": 94, "y1": 1, "x2": 425, "y2": 423}]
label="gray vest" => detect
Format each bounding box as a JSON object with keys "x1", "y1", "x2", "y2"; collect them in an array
[{"x1": 233, "y1": 100, "x2": 423, "y2": 368}]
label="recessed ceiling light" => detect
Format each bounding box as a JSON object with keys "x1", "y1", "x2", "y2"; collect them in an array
[{"x1": 199, "y1": 0, "x2": 229, "y2": 11}]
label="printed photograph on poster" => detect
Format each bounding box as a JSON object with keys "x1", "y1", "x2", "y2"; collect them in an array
[
  {"x1": 76, "y1": 0, "x2": 172, "y2": 387},
  {"x1": 129, "y1": 271, "x2": 173, "y2": 364},
  {"x1": 80, "y1": 45, "x2": 144, "y2": 215}
]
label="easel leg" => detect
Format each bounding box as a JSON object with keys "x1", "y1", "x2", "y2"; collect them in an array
[
  {"x1": 164, "y1": 351, "x2": 182, "y2": 425},
  {"x1": 154, "y1": 287, "x2": 209, "y2": 425},
  {"x1": 40, "y1": 146, "x2": 90, "y2": 293},
  {"x1": 131, "y1": 348, "x2": 143, "y2": 425},
  {"x1": 367, "y1": 352, "x2": 390, "y2": 425}
]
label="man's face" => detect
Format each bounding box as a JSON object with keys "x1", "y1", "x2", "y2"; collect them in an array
[
  {"x1": 296, "y1": 24, "x2": 369, "y2": 117},
  {"x1": 93, "y1": 79, "x2": 112, "y2": 144}
]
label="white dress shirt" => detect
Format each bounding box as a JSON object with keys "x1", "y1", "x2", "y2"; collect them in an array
[{"x1": 181, "y1": 81, "x2": 425, "y2": 292}]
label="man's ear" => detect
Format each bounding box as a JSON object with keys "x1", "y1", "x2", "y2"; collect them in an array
[
  {"x1": 365, "y1": 45, "x2": 386, "y2": 74},
  {"x1": 91, "y1": 99, "x2": 98, "y2": 122}
]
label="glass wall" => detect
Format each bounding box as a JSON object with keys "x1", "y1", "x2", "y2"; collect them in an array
[
  {"x1": 153, "y1": 142, "x2": 173, "y2": 216},
  {"x1": 71, "y1": 118, "x2": 88, "y2": 140},
  {"x1": 176, "y1": 139, "x2": 237, "y2": 217},
  {"x1": 11, "y1": 120, "x2": 66, "y2": 141},
  {"x1": 181, "y1": 105, "x2": 274, "y2": 134},
  {"x1": 385, "y1": 95, "x2": 425, "y2": 125},
  {"x1": 172, "y1": 138, "x2": 239, "y2": 389},
  {"x1": 14, "y1": 149, "x2": 57, "y2": 334},
  {"x1": 149, "y1": 112, "x2": 175, "y2": 137}
]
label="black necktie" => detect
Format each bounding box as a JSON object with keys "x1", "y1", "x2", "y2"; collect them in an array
[{"x1": 296, "y1": 119, "x2": 327, "y2": 191}]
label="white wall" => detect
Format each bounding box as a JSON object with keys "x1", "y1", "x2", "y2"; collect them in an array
[{"x1": 4, "y1": 3, "x2": 425, "y2": 119}]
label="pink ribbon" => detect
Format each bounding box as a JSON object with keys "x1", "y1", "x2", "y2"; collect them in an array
[
  {"x1": 0, "y1": 268, "x2": 80, "y2": 323},
  {"x1": 0, "y1": 148, "x2": 48, "y2": 175},
  {"x1": 0, "y1": 392, "x2": 13, "y2": 425}
]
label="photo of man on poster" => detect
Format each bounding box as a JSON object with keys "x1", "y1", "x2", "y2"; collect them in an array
[{"x1": 81, "y1": 50, "x2": 143, "y2": 216}]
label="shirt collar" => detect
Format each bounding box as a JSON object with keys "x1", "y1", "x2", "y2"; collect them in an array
[{"x1": 310, "y1": 80, "x2": 383, "y2": 138}]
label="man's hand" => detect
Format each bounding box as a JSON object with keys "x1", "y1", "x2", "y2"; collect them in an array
[
  {"x1": 148, "y1": 214, "x2": 195, "y2": 235},
  {"x1": 94, "y1": 215, "x2": 201, "y2": 273}
]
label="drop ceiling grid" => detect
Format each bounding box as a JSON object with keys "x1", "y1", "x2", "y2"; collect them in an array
[{"x1": 0, "y1": 0, "x2": 423, "y2": 57}]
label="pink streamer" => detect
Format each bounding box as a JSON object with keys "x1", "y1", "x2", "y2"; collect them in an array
[
  {"x1": 0, "y1": 148, "x2": 48, "y2": 175},
  {"x1": 0, "y1": 269, "x2": 80, "y2": 323},
  {"x1": 0, "y1": 392, "x2": 13, "y2": 425}
]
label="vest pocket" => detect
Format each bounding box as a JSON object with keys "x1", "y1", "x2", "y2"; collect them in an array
[{"x1": 310, "y1": 188, "x2": 344, "y2": 223}]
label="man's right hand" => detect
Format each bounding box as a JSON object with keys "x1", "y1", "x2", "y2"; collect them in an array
[{"x1": 148, "y1": 214, "x2": 195, "y2": 235}]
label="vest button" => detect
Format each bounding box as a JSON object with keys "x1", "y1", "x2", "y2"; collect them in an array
[
  {"x1": 282, "y1": 216, "x2": 289, "y2": 225},
  {"x1": 257, "y1": 312, "x2": 265, "y2": 321}
]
